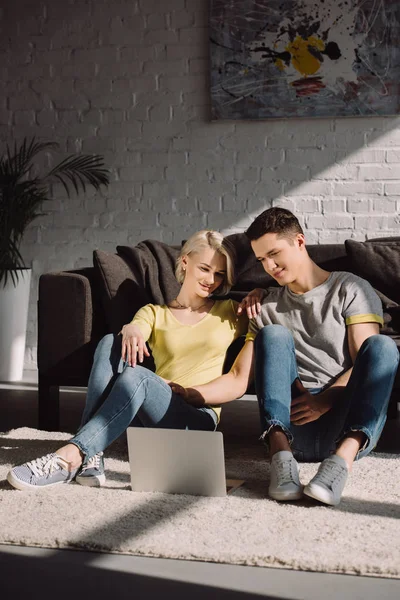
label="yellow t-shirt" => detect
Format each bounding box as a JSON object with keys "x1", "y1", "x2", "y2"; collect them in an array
[{"x1": 131, "y1": 299, "x2": 248, "y2": 420}]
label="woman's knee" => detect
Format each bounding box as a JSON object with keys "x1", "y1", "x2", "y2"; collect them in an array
[
  {"x1": 94, "y1": 333, "x2": 121, "y2": 361},
  {"x1": 119, "y1": 364, "x2": 153, "y2": 385},
  {"x1": 97, "y1": 333, "x2": 115, "y2": 349}
]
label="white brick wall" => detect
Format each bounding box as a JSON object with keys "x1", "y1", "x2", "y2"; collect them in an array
[{"x1": 1, "y1": 0, "x2": 400, "y2": 369}]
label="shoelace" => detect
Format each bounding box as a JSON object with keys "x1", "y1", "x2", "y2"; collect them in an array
[
  {"x1": 81, "y1": 452, "x2": 103, "y2": 473},
  {"x1": 317, "y1": 460, "x2": 346, "y2": 488},
  {"x1": 27, "y1": 454, "x2": 64, "y2": 478},
  {"x1": 275, "y1": 459, "x2": 296, "y2": 485}
]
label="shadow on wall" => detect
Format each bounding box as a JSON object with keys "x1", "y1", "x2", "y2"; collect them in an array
[
  {"x1": 1, "y1": 2, "x2": 400, "y2": 242},
  {"x1": 190, "y1": 116, "x2": 400, "y2": 241},
  {"x1": 2, "y1": 0, "x2": 400, "y2": 359}
]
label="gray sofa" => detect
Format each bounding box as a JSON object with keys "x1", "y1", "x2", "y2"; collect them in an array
[{"x1": 37, "y1": 234, "x2": 400, "y2": 431}]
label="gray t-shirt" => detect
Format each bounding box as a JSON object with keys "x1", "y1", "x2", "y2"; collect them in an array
[{"x1": 246, "y1": 271, "x2": 383, "y2": 389}]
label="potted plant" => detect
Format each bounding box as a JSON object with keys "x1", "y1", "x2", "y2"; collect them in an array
[{"x1": 0, "y1": 138, "x2": 110, "y2": 381}]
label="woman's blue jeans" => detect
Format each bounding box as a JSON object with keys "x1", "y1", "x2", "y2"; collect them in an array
[
  {"x1": 254, "y1": 325, "x2": 399, "y2": 462},
  {"x1": 70, "y1": 334, "x2": 218, "y2": 460}
]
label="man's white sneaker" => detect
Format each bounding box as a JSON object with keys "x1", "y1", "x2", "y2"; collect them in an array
[
  {"x1": 268, "y1": 450, "x2": 303, "y2": 501},
  {"x1": 304, "y1": 455, "x2": 349, "y2": 506}
]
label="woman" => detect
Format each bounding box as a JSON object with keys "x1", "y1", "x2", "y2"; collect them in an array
[{"x1": 8, "y1": 230, "x2": 253, "y2": 490}]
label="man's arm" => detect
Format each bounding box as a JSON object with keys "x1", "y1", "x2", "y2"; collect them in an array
[
  {"x1": 291, "y1": 322, "x2": 380, "y2": 425},
  {"x1": 170, "y1": 341, "x2": 255, "y2": 407},
  {"x1": 320, "y1": 321, "x2": 380, "y2": 400},
  {"x1": 347, "y1": 322, "x2": 380, "y2": 363}
]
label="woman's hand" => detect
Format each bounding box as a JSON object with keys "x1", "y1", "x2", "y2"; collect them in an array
[
  {"x1": 119, "y1": 323, "x2": 150, "y2": 367},
  {"x1": 237, "y1": 288, "x2": 264, "y2": 319},
  {"x1": 168, "y1": 382, "x2": 188, "y2": 399},
  {"x1": 168, "y1": 382, "x2": 206, "y2": 407}
]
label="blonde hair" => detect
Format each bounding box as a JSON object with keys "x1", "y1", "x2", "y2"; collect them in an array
[{"x1": 175, "y1": 230, "x2": 235, "y2": 296}]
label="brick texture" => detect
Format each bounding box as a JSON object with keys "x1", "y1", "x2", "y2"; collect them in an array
[{"x1": 1, "y1": 0, "x2": 400, "y2": 367}]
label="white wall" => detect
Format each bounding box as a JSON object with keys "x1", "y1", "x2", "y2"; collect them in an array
[{"x1": 1, "y1": 0, "x2": 400, "y2": 368}]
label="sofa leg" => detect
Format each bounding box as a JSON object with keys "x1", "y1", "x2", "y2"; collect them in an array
[
  {"x1": 387, "y1": 400, "x2": 399, "y2": 420},
  {"x1": 38, "y1": 376, "x2": 60, "y2": 431}
]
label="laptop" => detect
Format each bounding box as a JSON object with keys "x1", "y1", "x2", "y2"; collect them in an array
[{"x1": 126, "y1": 427, "x2": 244, "y2": 497}]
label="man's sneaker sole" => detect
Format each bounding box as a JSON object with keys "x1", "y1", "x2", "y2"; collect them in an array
[
  {"x1": 7, "y1": 470, "x2": 74, "y2": 491},
  {"x1": 303, "y1": 483, "x2": 339, "y2": 506},
  {"x1": 75, "y1": 473, "x2": 106, "y2": 487},
  {"x1": 269, "y1": 486, "x2": 304, "y2": 501}
]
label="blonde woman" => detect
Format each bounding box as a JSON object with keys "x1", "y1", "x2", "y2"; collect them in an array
[{"x1": 8, "y1": 230, "x2": 252, "y2": 490}]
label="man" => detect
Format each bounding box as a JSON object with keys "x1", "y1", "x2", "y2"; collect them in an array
[{"x1": 182, "y1": 207, "x2": 399, "y2": 507}]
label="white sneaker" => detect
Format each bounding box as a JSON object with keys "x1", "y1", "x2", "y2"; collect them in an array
[
  {"x1": 269, "y1": 450, "x2": 303, "y2": 501},
  {"x1": 304, "y1": 455, "x2": 349, "y2": 506}
]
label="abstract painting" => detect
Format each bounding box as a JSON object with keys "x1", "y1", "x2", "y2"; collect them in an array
[{"x1": 209, "y1": 0, "x2": 400, "y2": 119}]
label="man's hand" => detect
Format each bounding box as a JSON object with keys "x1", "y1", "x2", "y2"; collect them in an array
[
  {"x1": 237, "y1": 288, "x2": 264, "y2": 319},
  {"x1": 290, "y1": 380, "x2": 332, "y2": 425}
]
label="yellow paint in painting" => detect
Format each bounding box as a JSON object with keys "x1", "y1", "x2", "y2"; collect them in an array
[
  {"x1": 275, "y1": 58, "x2": 286, "y2": 72},
  {"x1": 275, "y1": 35, "x2": 325, "y2": 76}
]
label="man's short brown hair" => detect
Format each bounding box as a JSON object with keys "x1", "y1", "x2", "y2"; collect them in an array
[{"x1": 245, "y1": 207, "x2": 304, "y2": 242}]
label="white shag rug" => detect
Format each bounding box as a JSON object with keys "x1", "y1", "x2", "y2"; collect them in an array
[{"x1": 0, "y1": 427, "x2": 399, "y2": 578}]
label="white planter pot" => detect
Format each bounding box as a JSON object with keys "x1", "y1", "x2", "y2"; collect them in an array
[{"x1": 0, "y1": 269, "x2": 32, "y2": 382}]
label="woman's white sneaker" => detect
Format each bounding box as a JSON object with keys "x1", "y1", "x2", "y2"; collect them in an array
[
  {"x1": 304, "y1": 455, "x2": 349, "y2": 506},
  {"x1": 7, "y1": 453, "x2": 79, "y2": 490},
  {"x1": 269, "y1": 450, "x2": 303, "y2": 501},
  {"x1": 75, "y1": 452, "x2": 106, "y2": 487}
]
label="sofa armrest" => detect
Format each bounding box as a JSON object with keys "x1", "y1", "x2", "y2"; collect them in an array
[{"x1": 37, "y1": 268, "x2": 106, "y2": 380}]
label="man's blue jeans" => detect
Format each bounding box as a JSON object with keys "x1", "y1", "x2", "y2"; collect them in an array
[
  {"x1": 70, "y1": 334, "x2": 218, "y2": 460},
  {"x1": 254, "y1": 325, "x2": 399, "y2": 462}
]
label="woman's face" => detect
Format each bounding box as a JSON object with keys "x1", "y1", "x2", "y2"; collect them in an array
[{"x1": 181, "y1": 247, "x2": 227, "y2": 297}]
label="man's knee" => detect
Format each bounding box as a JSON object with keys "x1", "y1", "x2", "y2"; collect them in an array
[
  {"x1": 362, "y1": 334, "x2": 399, "y2": 365},
  {"x1": 255, "y1": 324, "x2": 292, "y2": 349}
]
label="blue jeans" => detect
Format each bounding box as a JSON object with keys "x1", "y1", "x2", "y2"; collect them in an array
[
  {"x1": 254, "y1": 325, "x2": 399, "y2": 462},
  {"x1": 71, "y1": 334, "x2": 218, "y2": 460}
]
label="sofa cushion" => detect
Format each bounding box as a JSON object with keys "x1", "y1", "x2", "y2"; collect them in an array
[
  {"x1": 345, "y1": 239, "x2": 400, "y2": 305},
  {"x1": 93, "y1": 250, "x2": 151, "y2": 334},
  {"x1": 383, "y1": 306, "x2": 400, "y2": 338},
  {"x1": 94, "y1": 239, "x2": 181, "y2": 335},
  {"x1": 117, "y1": 241, "x2": 180, "y2": 305}
]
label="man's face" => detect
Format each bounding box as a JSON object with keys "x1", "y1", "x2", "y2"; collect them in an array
[{"x1": 250, "y1": 232, "x2": 305, "y2": 286}]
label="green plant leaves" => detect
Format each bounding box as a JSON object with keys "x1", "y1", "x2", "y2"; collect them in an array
[
  {"x1": 0, "y1": 137, "x2": 110, "y2": 287},
  {"x1": 48, "y1": 154, "x2": 109, "y2": 196}
]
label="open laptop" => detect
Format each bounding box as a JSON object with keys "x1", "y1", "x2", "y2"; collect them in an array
[{"x1": 126, "y1": 427, "x2": 244, "y2": 497}]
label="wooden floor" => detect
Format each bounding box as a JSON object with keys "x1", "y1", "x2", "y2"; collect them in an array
[{"x1": 1, "y1": 376, "x2": 399, "y2": 454}]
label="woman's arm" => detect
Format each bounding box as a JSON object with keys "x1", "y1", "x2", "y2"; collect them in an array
[{"x1": 170, "y1": 341, "x2": 255, "y2": 407}]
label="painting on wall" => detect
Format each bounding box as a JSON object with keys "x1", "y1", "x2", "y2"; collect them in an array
[{"x1": 209, "y1": 0, "x2": 400, "y2": 119}]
